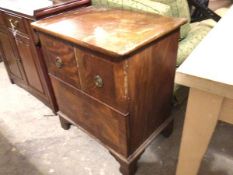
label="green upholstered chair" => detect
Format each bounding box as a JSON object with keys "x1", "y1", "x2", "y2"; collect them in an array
[{"x1": 91, "y1": 0, "x2": 226, "y2": 103}]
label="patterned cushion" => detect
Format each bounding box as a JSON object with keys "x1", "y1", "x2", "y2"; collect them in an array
[
  {"x1": 177, "y1": 22, "x2": 212, "y2": 66},
  {"x1": 150, "y1": 0, "x2": 191, "y2": 39},
  {"x1": 92, "y1": 0, "x2": 172, "y2": 16},
  {"x1": 92, "y1": 0, "x2": 191, "y2": 39},
  {"x1": 174, "y1": 23, "x2": 212, "y2": 104}
]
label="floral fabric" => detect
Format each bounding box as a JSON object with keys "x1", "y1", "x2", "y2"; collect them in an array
[
  {"x1": 92, "y1": 0, "x2": 172, "y2": 16},
  {"x1": 150, "y1": 0, "x2": 191, "y2": 39}
]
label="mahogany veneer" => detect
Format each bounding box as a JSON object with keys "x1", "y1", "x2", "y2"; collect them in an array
[
  {"x1": 0, "y1": 0, "x2": 90, "y2": 112},
  {"x1": 32, "y1": 7, "x2": 186, "y2": 175}
]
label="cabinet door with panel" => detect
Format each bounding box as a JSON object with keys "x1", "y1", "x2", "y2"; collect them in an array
[
  {"x1": 15, "y1": 34, "x2": 44, "y2": 94},
  {"x1": 0, "y1": 30, "x2": 25, "y2": 83},
  {"x1": 0, "y1": 0, "x2": 90, "y2": 112},
  {"x1": 0, "y1": 41, "x2": 3, "y2": 62}
]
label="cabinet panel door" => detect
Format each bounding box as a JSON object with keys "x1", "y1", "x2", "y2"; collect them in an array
[
  {"x1": 0, "y1": 31, "x2": 23, "y2": 80},
  {"x1": 15, "y1": 35, "x2": 44, "y2": 93}
]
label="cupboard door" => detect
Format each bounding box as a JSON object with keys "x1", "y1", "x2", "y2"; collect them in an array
[
  {"x1": 15, "y1": 34, "x2": 44, "y2": 93},
  {"x1": 0, "y1": 31, "x2": 24, "y2": 80},
  {"x1": 4, "y1": 13, "x2": 27, "y2": 34}
]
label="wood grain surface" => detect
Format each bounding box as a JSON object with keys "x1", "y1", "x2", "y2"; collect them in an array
[{"x1": 32, "y1": 6, "x2": 186, "y2": 59}]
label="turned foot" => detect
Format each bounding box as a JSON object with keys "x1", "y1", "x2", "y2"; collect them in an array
[
  {"x1": 59, "y1": 116, "x2": 71, "y2": 130},
  {"x1": 161, "y1": 120, "x2": 174, "y2": 138},
  {"x1": 119, "y1": 160, "x2": 138, "y2": 175},
  {"x1": 110, "y1": 151, "x2": 144, "y2": 175}
]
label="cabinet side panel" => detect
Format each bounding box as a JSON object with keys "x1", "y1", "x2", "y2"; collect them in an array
[{"x1": 128, "y1": 30, "x2": 179, "y2": 154}]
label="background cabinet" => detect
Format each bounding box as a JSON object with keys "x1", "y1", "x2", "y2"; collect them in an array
[
  {"x1": 0, "y1": 12, "x2": 55, "y2": 110},
  {"x1": 0, "y1": 0, "x2": 90, "y2": 112},
  {"x1": 0, "y1": 30, "x2": 25, "y2": 83}
]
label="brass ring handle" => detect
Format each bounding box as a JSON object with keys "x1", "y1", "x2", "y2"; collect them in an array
[
  {"x1": 55, "y1": 57, "x2": 63, "y2": 69},
  {"x1": 9, "y1": 19, "x2": 19, "y2": 29},
  {"x1": 94, "y1": 75, "x2": 104, "y2": 88}
]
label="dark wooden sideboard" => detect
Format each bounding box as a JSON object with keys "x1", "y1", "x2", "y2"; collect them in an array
[
  {"x1": 0, "y1": 0, "x2": 90, "y2": 112},
  {"x1": 32, "y1": 7, "x2": 186, "y2": 175}
]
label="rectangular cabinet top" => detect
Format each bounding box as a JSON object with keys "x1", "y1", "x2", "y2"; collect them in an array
[
  {"x1": 0, "y1": 0, "x2": 90, "y2": 19},
  {"x1": 32, "y1": 6, "x2": 186, "y2": 58}
]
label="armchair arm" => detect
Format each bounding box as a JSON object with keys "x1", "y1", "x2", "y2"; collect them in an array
[
  {"x1": 92, "y1": 0, "x2": 172, "y2": 16},
  {"x1": 125, "y1": 0, "x2": 172, "y2": 16}
]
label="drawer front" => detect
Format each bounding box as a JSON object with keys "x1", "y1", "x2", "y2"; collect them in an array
[
  {"x1": 51, "y1": 77, "x2": 128, "y2": 156},
  {"x1": 76, "y1": 48, "x2": 128, "y2": 113},
  {"x1": 40, "y1": 34, "x2": 81, "y2": 89},
  {"x1": 5, "y1": 13, "x2": 26, "y2": 34}
]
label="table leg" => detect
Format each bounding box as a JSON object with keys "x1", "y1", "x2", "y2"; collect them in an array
[
  {"x1": 219, "y1": 98, "x2": 233, "y2": 125},
  {"x1": 176, "y1": 88, "x2": 223, "y2": 175}
]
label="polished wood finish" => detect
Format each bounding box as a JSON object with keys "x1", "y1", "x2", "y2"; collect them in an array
[
  {"x1": 32, "y1": 7, "x2": 186, "y2": 59},
  {"x1": 52, "y1": 77, "x2": 128, "y2": 156},
  {"x1": 40, "y1": 34, "x2": 81, "y2": 89},
  {"x1": 0, "y1": 29, "x2": 25, "y2": 83},
  {"x1": 34, "y1": 0, "x2": 91, "y2": 20},
  {"x1": 33, "y1": 7, "x2": 185, "y2": 175},
  {"x1": 110, "y1": 150, "x2": 145, "y2": 175},
  {"x1": 0, "y1": 0, "x2": 90, "y2": 112},
  {"x1": 127, "y1": 32, "x2": 179, "y2": 154},
  {"x1": 75, "y1": 47, "x2": 128, "y2": 113},
  {"x1": 5, "y1": 12, "x2": 27, "y2": 34},
  {"x1": 0, "y1": 0, "x2": 91, "y2": 19}
]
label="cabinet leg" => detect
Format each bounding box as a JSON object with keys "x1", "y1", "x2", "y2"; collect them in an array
[
  {"x1": 9, "y1": 78, "x2": 14, "y2": 84},
  {"x1": 119, "y1": 161, "x2": 137, "y2": 175},
  {"x1": 161, "y1": 119, "x2": 174, "y2": 137},
  {"x1": 110, "y1": 151, "x2": 144, "y2": 175},
  {"x1": 59, "y1": 116, "x2": 71, "y2": 130}
]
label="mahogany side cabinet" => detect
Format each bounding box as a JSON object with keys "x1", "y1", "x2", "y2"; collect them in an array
[
  {"x1": 0, "y1": 0, "x2": 90, "y2": 112},
  {"x1": 32, "y1": 7, "x2": 186, "y2": 175}
]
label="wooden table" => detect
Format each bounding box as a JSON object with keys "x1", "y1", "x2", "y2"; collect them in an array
[{"x1": 175, "y1": 6, "x2": 233, "y2": 175}]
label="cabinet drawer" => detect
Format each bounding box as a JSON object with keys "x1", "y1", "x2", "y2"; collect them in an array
[
  {"x1": 40, "y1": 34, "x2": 81, "y2": 89},
  {"x1": 5, "y1": 13, "x2": 27, "y2": 34},
  {"x1": 76, "y1": 48, "x2": 128, "y2": 113},
  {"x1": 51, "y1": 77, "x2": 128, "y2": 156}
]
